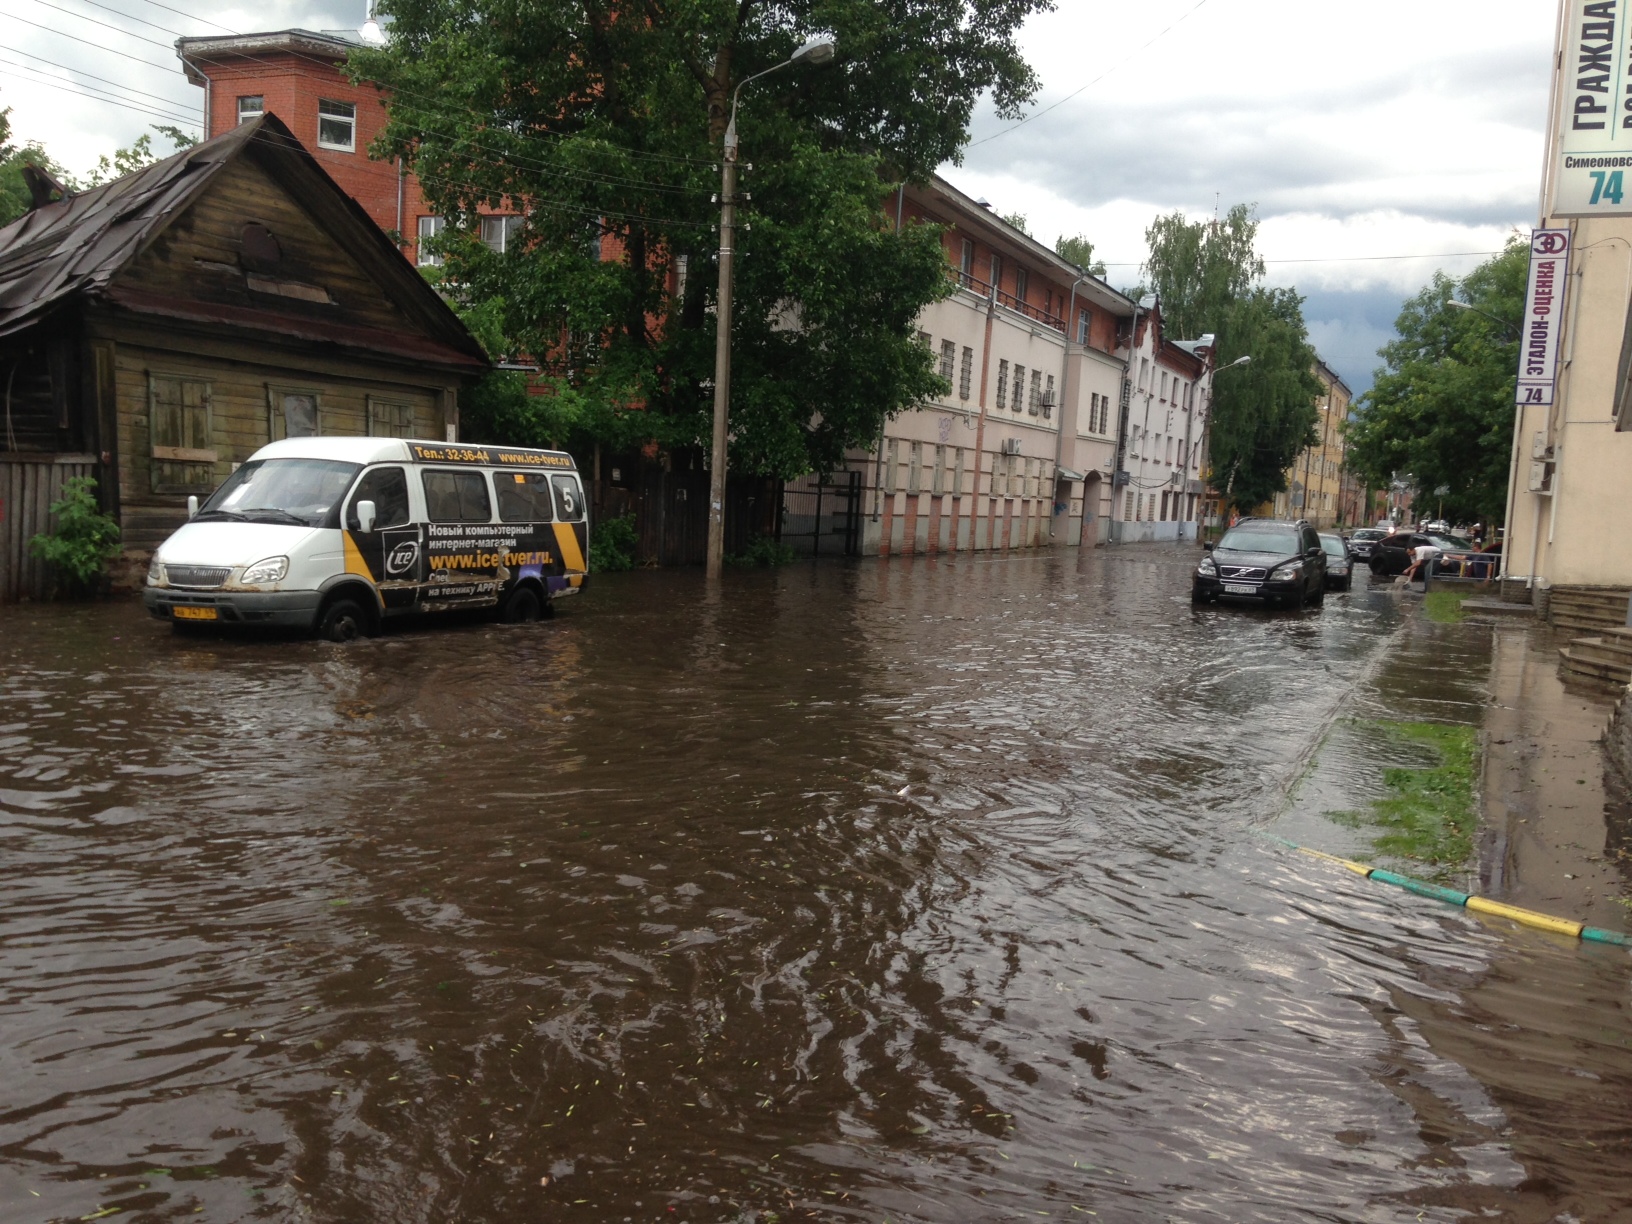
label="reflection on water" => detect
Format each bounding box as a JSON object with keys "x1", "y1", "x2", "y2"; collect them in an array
[{"x1": 0, "y1": 546, "x2": 1628, "y2": 1222}]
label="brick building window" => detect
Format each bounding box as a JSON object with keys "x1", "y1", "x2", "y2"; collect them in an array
[
  {"x1": 317, "y1": 99, "x2": 356, "y2": 152},
  {"x1": 417, "y1": 216, "x2": 445, "y2": 266},
  {"x1": 1077, "y1": 310, "x2": 1090, "y2": 345},
  {"x1": 1043, "y1": 374, "x2": 1055, "y2": 419},
  {"x1": 996, "y1": 359, "x2": 1009, "y2": 410},
  {"x1": 958, "y1": 346, "x2": 973, "y2": 400},
  {"x1": 1012, "y1": 364, "x2": 1024, "y2": 411},
  {"x1": 959, "y1": 238, "x2": 974, "y2": 287},
  {"x1": 480, "y1": 215, "x2": 524, "y2": 254},
  {"x1": 1014, "y1": 266, "x2": 1029, "y2": 305},
  {"x1": 939, "y1": 339, "x2": 955, "y2": 381},
  {"x1": 1028, "y1": 368, "x2": 1041, "y2": 415},
  {"x1": 237, "y1": 96, "x2": 263, "y2": 124}
]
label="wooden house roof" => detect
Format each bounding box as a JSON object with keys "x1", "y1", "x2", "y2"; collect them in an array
[{"x1": 0, "y1": 114, "x2": 487, "y2": 371}]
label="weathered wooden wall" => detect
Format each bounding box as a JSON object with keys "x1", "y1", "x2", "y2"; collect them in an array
[{"x1": 0, "y1": 454, "x2": 98, "y2": 602}]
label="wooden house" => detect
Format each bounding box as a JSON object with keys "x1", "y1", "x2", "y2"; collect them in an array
[{"x1": 0, "y1": 113, "x2": 487, "y2": 600}]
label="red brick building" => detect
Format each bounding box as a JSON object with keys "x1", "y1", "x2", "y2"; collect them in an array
[{"x1": 177, "y1": 27, "x2": 525, "y2": 267}]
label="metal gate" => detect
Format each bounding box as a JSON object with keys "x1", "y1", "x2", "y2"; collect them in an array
[{"x1": 779, "y1": 470, "x2": 861, "y2": 557}]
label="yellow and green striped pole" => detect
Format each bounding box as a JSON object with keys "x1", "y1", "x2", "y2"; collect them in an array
[{"x1": 1277, "y1": 839, "x2": 1629, "y2": 946}]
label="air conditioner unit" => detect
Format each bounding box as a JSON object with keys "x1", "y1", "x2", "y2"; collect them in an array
[
  {"x1": 1527, "y1": 462, "x2": 1552, "y2": 494},
  {"x1": 1039, "y1": 389, "x2": 1056, "y2": 408},
  {"x1": 1000, "y1": 437, "x2": 1022, "y2": 455},
  {"x1": 1530, "y1": 431, "x2": 1553, "y2": 461}
]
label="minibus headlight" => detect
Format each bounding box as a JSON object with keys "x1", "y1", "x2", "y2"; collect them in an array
[
  {"x1": 147, "y1": 555, "x2": 163, "y2": 585},
  {"x1": 240, "y1": 556, "x2": 289, "y2": 585}
]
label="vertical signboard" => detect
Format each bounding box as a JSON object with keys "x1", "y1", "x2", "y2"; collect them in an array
[
  {"x1": 1549, "y1": 0, "x2": 1632, "y2": 216},
  {"x1": 1517, "y1": 230, "x2": 1571, "y2": 407}
]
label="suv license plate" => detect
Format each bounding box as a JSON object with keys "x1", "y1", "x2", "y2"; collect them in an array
[
  {"x1": 173, "y1": 606, "x2": 219, "y2": 621},
  {"x1": 1224, "y1": 583, "x2": 1257, "y2": 595}
]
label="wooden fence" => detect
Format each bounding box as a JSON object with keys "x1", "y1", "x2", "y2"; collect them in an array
[{"x1": 0, "y1": 454, "x2": 99, "y2": 602}]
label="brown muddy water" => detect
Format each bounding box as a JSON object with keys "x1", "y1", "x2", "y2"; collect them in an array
[{"x1": 1, "y1": 544, "x2": 1628, "y2": 1223}]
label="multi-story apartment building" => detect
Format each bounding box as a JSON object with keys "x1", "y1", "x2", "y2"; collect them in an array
[
  {"x1": 846, "y1": 181, "x2": 1138, "y2": 555},
  {"x1": 1269, "y1": 359, "x2": 1353, "y2": 527},
  {"x1": 1111, "y1": 299, "x2": 1214, "y2": 543}
]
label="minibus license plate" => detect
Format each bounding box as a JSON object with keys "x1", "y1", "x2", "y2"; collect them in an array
[
  {"x1": 173, "y1": 606, "x2": 219, "y2": 621},
  {"x1": 1224, "y1": 583, "x2": 1257, "y2": 595}
]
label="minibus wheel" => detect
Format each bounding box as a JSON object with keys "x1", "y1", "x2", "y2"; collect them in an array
[
  {"x1": 317, "y1": 597, "x2": 370, "y2": 642},
  {"x1": 501, "y1": 585, "x2": 543, "y2": 623}
]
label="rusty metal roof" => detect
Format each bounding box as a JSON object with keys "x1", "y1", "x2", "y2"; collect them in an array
[{"x1": 0, "y1": 114, "x2": 487, "y2": 371}]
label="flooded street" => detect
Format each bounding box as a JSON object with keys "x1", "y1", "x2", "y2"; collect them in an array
[{"x1": 2, "y1": 543, "x2": 1629, "y2": 1223}]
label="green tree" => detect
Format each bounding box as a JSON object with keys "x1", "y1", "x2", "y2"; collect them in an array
[
  {"x1": 1346, "y1": 239, "x2": 1528, "y2": 526},
  {"x1": 1000, "y1": 211, "x2": 1030, "y2": 236},
  {"x1": 1208, "y1": 288, "x2": 1324, "y2": 510},
  {"x1": 84, "y1": 127, "x2": 197, "y2": 188},
  {"x1": 1142, "y1": 204, "x2": 1264, "y2": 339},
  {"x1": 1055, "y1": 233, "x2": 1106, "y2": 277},
  {"x1": 354, "y1": 0, "x2": 1049, "y2": 477},
  {"x1": 0, "y1": 107, "x2": 77, "y2": 226}
]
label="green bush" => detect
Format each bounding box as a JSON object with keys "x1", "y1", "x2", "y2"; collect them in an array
[
  {"x1": 588, "y1": 513, "x2": 639, "y2": 572},
  {"x1": 727, "y1": 536, "x2": 796, "y2": 568},
  {"x1": 28, "y1": 476, "x2": 121, "y2": 590}
]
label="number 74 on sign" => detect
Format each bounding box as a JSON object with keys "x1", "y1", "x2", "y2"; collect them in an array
[{"x1": 1589, "y1": 170, "x2": 1625, "y2": 205}]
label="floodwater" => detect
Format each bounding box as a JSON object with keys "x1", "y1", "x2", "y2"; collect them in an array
[{"x1": 1, "y1": 545, "x2": 1628, "y2": 1223}]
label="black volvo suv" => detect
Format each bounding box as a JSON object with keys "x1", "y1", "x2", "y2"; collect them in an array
[{"x1": 1192, "y1": 518, "x2": 1328, "y2": 609}]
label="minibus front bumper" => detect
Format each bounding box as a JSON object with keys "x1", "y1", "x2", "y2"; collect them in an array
[{"x1": 144, "y1": 587, "x2": 322, "y2": 628}]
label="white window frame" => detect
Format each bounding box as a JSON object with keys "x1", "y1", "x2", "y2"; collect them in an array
[
  {"x1": 317, "y1": 98, "x2": 356, "y2": 152},
  {"x1": 237, "y1": 95, "x2": 264, "y2": 124},
  {"x1": 417, "y1": 216, "x2": 446, "y2": 267}
]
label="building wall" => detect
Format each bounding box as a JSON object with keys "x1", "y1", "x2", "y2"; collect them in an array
[
  {"x1": 1505, "y1": 212, "x2": 1632, "y2": 588},
  {"x1": 841, "y1": 189, "x2": 1135, "y2": 557},
  {"x1": 1111, "y1": 312, "x2": 1210, "y2": 543},
  {"x1": 1269, "y1": 362, "x2": 1352, "y2": 527},
  {"x1": 201, "y1": 53, "x2": 420, "y2": 247}
]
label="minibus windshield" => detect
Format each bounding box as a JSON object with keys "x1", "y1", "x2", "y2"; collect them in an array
[{"x1": 197, "y1": 459, "x2": 361, "y2": 527}]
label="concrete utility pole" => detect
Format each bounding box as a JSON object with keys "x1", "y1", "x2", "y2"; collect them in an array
[{"x1": 705, "y1": 35, "x2": 836, "y2": 580}]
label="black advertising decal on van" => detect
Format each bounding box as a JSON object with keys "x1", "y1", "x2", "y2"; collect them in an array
[
  {"x1": 408, "y1": 444, "x2": 575, "y2": 469},
  {"x1": 426, "y1": 523, "x2": 554, "y2": 575}
]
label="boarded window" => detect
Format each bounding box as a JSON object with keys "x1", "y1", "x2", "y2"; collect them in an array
[
  {"x1": 1028, "y1": 369, "x2": 1042, "y2": 415},
  {"x1": 907, "y1": 441, "x2": 922, "y2": 494},
  {"x1": 148, "y1": 374, "x2": 215, "y2": 493},
  {"x1": 1012, "y1": 365, "x2": 1025, "y2": 412},
  {"x1": 368, "y1": 398, "x2": 417, "y2": 438},
  {"x1": 996, "y1": 360, "x2": 1009, "y2": 410},
  {"x1": 422, "y1": 469, "x2": 491, "y2": 522},
  {"x1": 497, "y1": 472, "x2": 555, "y2": 523}
]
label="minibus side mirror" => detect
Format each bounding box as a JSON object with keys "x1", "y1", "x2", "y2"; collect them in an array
[
  {"x1": 187, "y1": 495, "x2": 199, "y2": 520},
  {"x1": 1203, "y1": 541, "x2": 1213, "y2": 551},
  {"x1": 355, "y1": 500, "x2": 377, "y2": 533}
]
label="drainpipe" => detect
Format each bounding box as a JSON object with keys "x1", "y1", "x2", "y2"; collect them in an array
[
  {"x1": 1112, "y1": 305, "x2": 1143, "y2": 535},
  {"x1": 396, "y1": 157, "x2": 406, "y2": 250},
  {"x1": 1051, "y1": 274, "x2": 1090, "y2": 538}
]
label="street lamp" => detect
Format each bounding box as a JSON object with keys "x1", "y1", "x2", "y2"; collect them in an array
[
  {"x1": 1446, "y1": 298, "x2": 1521, "y2": 338},
  {"x1": 706, "y1": 34, "x2": 838, "y2": 580},
  {"x1": 1198, "y1": 354, "x2": 1251, "y2": 530}
]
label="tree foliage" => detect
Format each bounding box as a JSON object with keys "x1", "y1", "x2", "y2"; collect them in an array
[
  {"x1": 28, "y1": 476, "x2": 121, "y2": 590},
  {"x1": 357, "y1": 0, "x2": 1050, "y2": 477},
  {"x1": 1346, "y1": 239, "x2": 1528, "y2": 526},
  {"x1": 1054, "y1": 233, "x2": 1106, "y2": 277},
  {"x1": 84, "y1": 127, "x2": 196, "y2": 188},
  {"x1": 1141, "y1": 205, "x2": 1321, "y2": 510},
  {"x1": 0, "y1": 107, "x2": 75, "y2": 227}
]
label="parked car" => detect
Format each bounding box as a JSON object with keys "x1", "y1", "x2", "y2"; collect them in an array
[
  {"x1": 1368, "y1": 531, "x2": 1478, "y2": 577},
  {"x1": 1193, "y1": 518, "x2": 1328, "y2": 608},
  {"x1": 1318, "y1": 532, "x2": 1353, "y2": 591},
  {"x1": 1423, "y1": 519, "x2": 1451, "y2": 535},
  {"x1": 1346, "y1": 526, "x2": 1388, "y2": 562}
]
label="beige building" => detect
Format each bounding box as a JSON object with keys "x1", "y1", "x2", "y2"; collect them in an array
[
  {"x1": 1268, "y1": 360, "x2": 1353, "y2": 527},
  {"x1": 1503, "y1": 1, "x2": 1632, "y2": 596}
]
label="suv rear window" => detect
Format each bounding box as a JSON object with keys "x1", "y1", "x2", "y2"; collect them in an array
[{"x1": 1218, "y1": 523, "x2": 1298, "y2": 553}]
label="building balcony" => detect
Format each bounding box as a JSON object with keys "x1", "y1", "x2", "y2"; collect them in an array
[{"x1": 947, "y1": 268, "x2": 1067, "y2": 334}]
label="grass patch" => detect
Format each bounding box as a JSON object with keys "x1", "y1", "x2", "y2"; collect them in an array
[
  {"x1": 1423, "y1": 590, "x2": 1472, "y2": 623},
  {"x1": 1334, "y1": 721, "x2": 1477, "y2": 870}
]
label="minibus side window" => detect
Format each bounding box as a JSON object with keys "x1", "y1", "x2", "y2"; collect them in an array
[
  {"x1": 346, "y1": 466, "x2": 410, "y2": 529},
  {"x1": 422, "y1": 469, "x2": 492, "y2": 522},
  {"x1": 495, "y1": 472, "x2": 555, "y2": 523},
  {"x1": 550, "y1": 474, "x2": 584, "y2": 522}
]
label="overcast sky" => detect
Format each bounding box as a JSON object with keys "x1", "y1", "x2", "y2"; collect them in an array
[{"x1": 0, "y1": 0, "x2": 1555, "y2": 394}]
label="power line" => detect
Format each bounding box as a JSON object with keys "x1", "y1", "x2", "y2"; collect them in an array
[
  {"x1": 2, "y1": 45, "x2": 200, "y2": 112},
  {"x1": 22, "y1": 0, "x2": 176, "y2": 53},
  {"x1": 1097, "y1": 250, "x2": 1503, "y2": 268},
  {"x1": 0, "y1": 64, "x2": 198, "y2": 126},
  {"x1": 0, "y1": 11, "x2": 176, "y2": 72},
  {"x1": 970, "y1": 0, "x2": 1215, "y2": 148}
]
